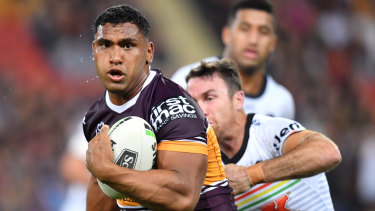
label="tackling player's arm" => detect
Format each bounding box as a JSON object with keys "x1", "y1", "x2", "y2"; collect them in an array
[
  {"x1": 86, "y1": 125, "x2": 208, "y2": 211},
  {"x1": 225, "y1": 130, "x2": 342, "y2": 195}
]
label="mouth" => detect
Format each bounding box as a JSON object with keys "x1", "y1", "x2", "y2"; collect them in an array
[
  {"x1": 108, "y1": 69, "x2": 125, "y2": 81},
  {"x1": 243, "y1": 49, "x2": 258, "y2": 59}
]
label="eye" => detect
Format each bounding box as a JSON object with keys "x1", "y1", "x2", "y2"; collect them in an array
[
  {"x1": 259, "y1": 27, "x2": 271, "y2": 35},
  {"x1": 103, "y1": 42, "x2": 110, "y2": 48},
  {"x1": 238, "y1": 23, "x2": 250, "y2": 32},
  {"x1": 206, "y1": 95, "x2": 215, "y2": 102},
  {"x1": 239, "y1": 26, "x2": 249, "y2": 32},
  {"x1": 122, "y1": 43, "x2": 135, "y2": 49},
  {"x1": 96, "y1": 40, "x2": 111, "y2": 49}
]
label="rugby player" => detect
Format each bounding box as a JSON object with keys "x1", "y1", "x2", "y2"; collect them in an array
[
  {"x1": 84, "y1": 4, "x2": 236, "y2": 211},
  {"x1": 172, "y1": 0, "x2": 295, "y2": 119},
  {"x1": 186, "y1": 59, "x2": 342, "y2": 210}
]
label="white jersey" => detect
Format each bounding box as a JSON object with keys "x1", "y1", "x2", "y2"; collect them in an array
[
  {"x1": 171, "y1": 56, "x2": 295, "y2": 119},
  {"x1": 222, "y1": 114, "x2": 334, "y2": 211}
]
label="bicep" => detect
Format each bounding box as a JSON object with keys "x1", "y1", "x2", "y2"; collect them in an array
[
  {"x1": 281, "y1": 130, "x2": 313, "y2": 154},
  {"x1": 157, "y1": 150, "x2": 208, "y2": 193}
]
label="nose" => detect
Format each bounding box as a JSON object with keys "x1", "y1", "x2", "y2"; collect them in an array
[
  {"x1": 248, "y1": 29, "x2": 259, "y2": 45},
  {"x1": 110, "y1": 46, "x2": 123, "y2": 65},
  {"x1": 198, "y1": 102, "x2": 209, "y2": 117}
]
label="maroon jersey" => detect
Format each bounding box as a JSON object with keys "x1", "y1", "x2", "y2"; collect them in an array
[
  {"x1": 83, "y1": 70, "x2": 235, "y2": 210},
  {"x1": 83, "y1": 69, "x2": 208, "y2": 150}
]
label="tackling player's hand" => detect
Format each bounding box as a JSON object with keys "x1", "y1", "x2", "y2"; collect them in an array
[
  {"x1": 224, "y1": 163, "x2": 251, "y2": 196},
  {"x1": 86, "y1": 125, "x2": 114, "y2": 181}
]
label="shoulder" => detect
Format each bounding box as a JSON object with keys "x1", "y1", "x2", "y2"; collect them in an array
[
  {"x1": 83, "y1": 93, "x2": 106, "y2": 122},
  {"x1": 251, "y1": 114, "x2": 306, "y2": 153},
  {"x1": 265, "y1": 75, "x2": 295, "y2": 118},
  {"x1": 266, "y1": 75, "x2": 292, "y2": 96},
  {"x1": 171, "y1": 56, "x2": 219, "y2": 88},
  {"x1": 147, "y1": 70, "x2": 208, "y2": 135},
  {"x1": 150, "y1": 69, "x2": 188, "y2": 97},
  {"x1": 266, "y1": 75, "x2": 293, "y2": 98},
  {"x1": 251, "y1": 114, "x2": 306, "y2": 140},
  {"x1": 82, "y1": 93, "x2": 107, "y2": 141},
  {"x1": 252, "y1": 114, "x2": 303, "y2": 129}
]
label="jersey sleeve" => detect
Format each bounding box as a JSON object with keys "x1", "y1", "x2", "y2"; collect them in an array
[{"x1": 253, "y1": 115, "x2": 306, "y2": 156}]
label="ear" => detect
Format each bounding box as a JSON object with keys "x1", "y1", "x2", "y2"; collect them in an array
[
  {"x1": 92, "y1": 41, "x2": 96, "y2": 61},
  {"x1": 221, "y1": 26, "x2": 231, "y2": 46},
  {"x1": 232, "y1": 90, "x2": 244, "y2": 110},
  {"x1": 269, "y1": 34, "x2": 278, "y2": 53},
  {"x1": 146, "y1": 42, "x2": 154, "y2": 65}
]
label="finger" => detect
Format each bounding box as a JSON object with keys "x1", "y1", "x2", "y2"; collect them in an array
[
  {"x1": 98, "y1": 125, "x2": 110, "y2": 141},
  {"x1": 100, "y1": 124, "x2": 109, "y2": 134}
]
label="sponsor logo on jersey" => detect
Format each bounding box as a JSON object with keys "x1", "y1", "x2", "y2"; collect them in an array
[
  {"x1": 115, "y1": 149, "x2": 138, "y2": 169},
  {"x1": 273, "y1": 122, "x2": 301, "y2": 151},
  {"x1": 150, "y1": 96, "x2": 197, "y2": 132},
  {"x1": 261, "y1": 194, "x2": 291, "y2": 211}
]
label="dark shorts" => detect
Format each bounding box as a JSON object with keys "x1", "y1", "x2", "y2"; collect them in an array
[{"x1": 194, "y1": 185, "x2": 238, "y2": 211}]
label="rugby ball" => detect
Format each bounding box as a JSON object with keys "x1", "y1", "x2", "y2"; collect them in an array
[{"x1": 97, "y1": 116, "x2": 157, "y2": 199}]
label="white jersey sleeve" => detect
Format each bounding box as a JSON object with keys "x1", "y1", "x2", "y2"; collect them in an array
[
  {"x1": 252, "y1": 114, "x2": 306, "y2": 156},
  {"x1": 171, "y1": 56, "x2": 219, "y2": 89}
]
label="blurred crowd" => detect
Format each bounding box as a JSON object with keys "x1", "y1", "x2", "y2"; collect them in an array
[{"x1": 0, "y1": 0, "x2": 374, "y2": 210}]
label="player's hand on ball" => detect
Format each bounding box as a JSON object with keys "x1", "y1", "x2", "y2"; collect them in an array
[
  {"x1": 224, "y1": 163, "x2": 251, "y2": 196},
  {"x1": 86, "y1": 125, "x2": 114, "y2": 180}
]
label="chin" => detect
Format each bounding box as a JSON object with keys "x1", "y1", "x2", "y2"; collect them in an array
[
  {"x1": 105, "y1": 84, "x2": 126, "y2": 94},
  {"x1": 238, "y1": 63, "x2": 259, "y2": 75}
]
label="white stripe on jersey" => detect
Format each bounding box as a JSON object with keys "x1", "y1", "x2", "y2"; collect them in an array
[
  {"x1": 158, "y1": 139, "x2": 207, "y2": 146},
  {"x1": 200, "y1": 179, "x2": 229, "y2": 194}
]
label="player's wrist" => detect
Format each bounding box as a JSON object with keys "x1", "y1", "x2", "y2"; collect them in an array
[
  {"x1": 246, "y1": 163, "x2": 265, "y2": 186},
  {"x1": 94, "y1": 161, "x2": 116, "y2": 183}
]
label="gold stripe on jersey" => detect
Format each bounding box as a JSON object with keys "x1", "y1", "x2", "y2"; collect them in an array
[
  {"x1": 117, "y1": 197, "x2": 142, "y2": 207},
  {"x1": 157, "y1": 141, "x2": 208, "y2": 155},
  {"x1": 204, "y1": 126, "x2": 226, "y2": 185}
]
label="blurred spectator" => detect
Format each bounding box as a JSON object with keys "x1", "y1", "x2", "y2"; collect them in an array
[{"x1": 59, "y1": 120, "x2": 89, "y2": 211}]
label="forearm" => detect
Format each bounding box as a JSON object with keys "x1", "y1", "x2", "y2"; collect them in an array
[
  {"x1": 248, "y1": 132, "x2": 341, "y2": 184},
  {"x1": 101, "y1": 164, "x2": 196, "y2": 211},
  {"x1": 96, "y1": 152, "x2": 207, "y2": 211},
  {"x1": 86, "y1": 175, "x2": 119, "y2": 211},
  {"x1": 86, "y1": 126, "x2": 207, "y2": 210}
]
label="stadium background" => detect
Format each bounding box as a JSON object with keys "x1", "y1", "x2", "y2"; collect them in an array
[{"x1": 0, "y1": 0, "x2": 374, "y2": 210}]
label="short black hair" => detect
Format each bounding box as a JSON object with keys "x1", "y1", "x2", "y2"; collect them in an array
[
  {"x1": 186, "y1": 59, "x2": 242, "y2": 97},
  {"x1": 93, "y1": 4, "x2": 151, "y2": 39},
  {"x1": 227, "y1": 0, "x2": 273, "y2": 25}
]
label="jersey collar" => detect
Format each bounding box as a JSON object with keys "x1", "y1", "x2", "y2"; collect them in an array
[{"x1": 105, "y1": 70, "x2": 156, "y2": 113}]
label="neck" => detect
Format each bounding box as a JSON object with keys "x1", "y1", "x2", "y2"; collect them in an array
[
  {"x1": 219, "y1": 110, "x2": 247, "y2": 159},
  {"x1": 239, "y1": 68, "x2": 265, "y2": 96},
  {"x1": 221, "y1": 50, "x2": 266, "y2": 95}
]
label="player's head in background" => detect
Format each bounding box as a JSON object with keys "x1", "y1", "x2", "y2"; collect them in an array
[
  {"x1": 92, "y1": 4, "x2": 154, "y2": 104},
  {"x1": 222, "y1": 0, "x2": 277, "y2": 76},
  {"x1": 186, "y1": 59, "x2": 245, "y2": 139}
]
